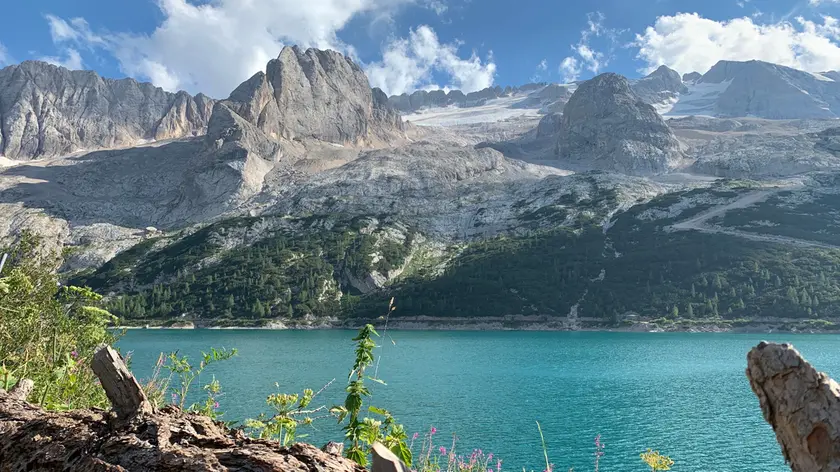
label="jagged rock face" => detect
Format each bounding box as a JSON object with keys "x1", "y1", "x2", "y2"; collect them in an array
[
  {"x1": 222, "y1": 46, "x2": 403, "y2": 145},
  {"x1": 555, "y1": 73, "x2": 685, "y2": 175},
  {"x1": 536, "y1": 113, "x2": 562, "y2": 139},
  {"x1": 631, "y1": 65, "x2": 687, "y2": 105},
  {"x1": 389, "y1": 83, "x2": 549, "y2": 113},
  {"x1": 0, "y1": 61, "x2": 214, "y2": 160},
  {"x1": 682, "y1": 72, "x2": 702, "y2": 83}
]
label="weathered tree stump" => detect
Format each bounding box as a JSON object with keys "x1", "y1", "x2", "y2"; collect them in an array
[
  {"x1": 371, "y1": 442, "x2": 408, "y2": 472},
  {"x1": 746, "y1": 341, "x2": 840, "y2": 472},
  {"x1": 0, "y1": 345, "x2": 366, "y2": 472},
  {"x1": 7, "y1": 379, "x2": 34, "y2": 401},
  {"x1": 91, "y1": 344, "x2": 152, "y2": 422}
]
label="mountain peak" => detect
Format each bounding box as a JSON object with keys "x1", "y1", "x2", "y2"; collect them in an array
[
  {"x1": 0, "y1": 60, "x2": 214, "y2": 159},
  {"x1": 222, "y1": 46, "x2": 403, "y2": 145},
  {"x1": 555, "y1": 72, "x2": 684, "y2": 175}
]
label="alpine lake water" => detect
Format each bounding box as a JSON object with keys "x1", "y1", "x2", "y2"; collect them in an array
[{"x1": 118, "y1": 330, "x2": 840, "y2": 472}]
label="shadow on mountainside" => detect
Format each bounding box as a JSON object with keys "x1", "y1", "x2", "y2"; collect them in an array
[{"x1": 0, "y1": 138, "x2": 243, "y2": 230}]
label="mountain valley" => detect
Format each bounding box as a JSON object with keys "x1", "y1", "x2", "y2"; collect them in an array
[{"x1": 4, "y1": 49, "x2": 840, "y2": 330}]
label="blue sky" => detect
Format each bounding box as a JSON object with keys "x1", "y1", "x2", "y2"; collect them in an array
[{"x1": 3, "y1": 0, "x2": 840, "y2": 97}]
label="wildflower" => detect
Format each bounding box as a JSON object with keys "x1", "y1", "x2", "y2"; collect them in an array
[
  {"x1": 595, "y1": 434, "x2": 602, "y2": 449},
  {"x1": 70, "y1": 350, "x2": 78, "y2": 358},
  {"x1": 214, "y1": 401, "x2": 220, "y2": 409},
  {"x1": 487, "y1": 453, "x2": 493, "y2": 461},
  {"x1": 413, "y1": 432, "x2": 419, "y2": 440},
  {"x1": 171, "y1": 393, "x2": 178, "y2": 403},
  {"x1": 430, "y1": 426, "x2": 437, "y2": 435},
  {"x1": 496, "y1": 459, "x2": 502, "y2": 472},
  {"x1": 440, "y1": 446, "x2": 447, "y2": 455}
]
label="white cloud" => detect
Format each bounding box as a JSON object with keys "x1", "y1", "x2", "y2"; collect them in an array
[
  {"x1": 365, "y1": 25, "x2": 496, "y2": 95},
  {"x1": 45, "y1": 15, "x2": 105, "y2": 47},
  {"x1": 558, "y1": 12, "x2": 611, "y2": 83},
  {"x1": 0, "y1": 43, "x2": 10, "y2": 67},
  {"x1": 44, "y1": 0, "x2": 455, "y2": 97},
  {"x1": 634, "y1": 13, "x2": 840, "y2": 75},
  {"x1": 424, "y1": 0, "x2": 448, "y2": 15},
  {"x1": 559, "y1": 57, "x2": 580, "y2": 83},
  {"x1": 811, "y1": 0, "x2": 840, "y2": 6},
  {"x1": 530, "y1": 59, "x2": 548, "y2": 82},
  {"x1": 40, "y1": 48, "x2": 84, "y2": 70}
]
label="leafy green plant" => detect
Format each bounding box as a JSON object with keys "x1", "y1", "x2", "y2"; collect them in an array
[
  {"x1": 331, "y1": 300, "x2": 411, "y2": 467},
  {"x1": 244, "y1": 380, "x2": 334, "y2": 445},
  {"x1": 144, "y1": 347, "x2": 237, "y2": 415},
  {"x1": 640, "y1": 449, "x2": 674, "y2": 471},
  {"x1": 0, "y1": 233, "x2": 118, "y2": 410}
]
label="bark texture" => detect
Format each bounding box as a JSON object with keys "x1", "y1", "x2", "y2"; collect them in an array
[{"x1": 746, "y1": 341, "x2": 840, "y2": 472}]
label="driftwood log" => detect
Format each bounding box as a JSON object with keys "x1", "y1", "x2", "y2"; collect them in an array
[
  {"x1": 0, "y1": 345, "x2": 367, "y2": 472},
  {"x1": 747, "y1": 341, "x2": 840, "y2": 472}
]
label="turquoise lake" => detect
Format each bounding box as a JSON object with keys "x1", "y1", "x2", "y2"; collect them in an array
[{"x1": 118, "y1": 330, "x2": 840, "y2": 472}]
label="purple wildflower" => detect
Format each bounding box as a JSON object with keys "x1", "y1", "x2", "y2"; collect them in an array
[
  {"x1": 440, "y1": 446, "x2": 447, "y2": 455},
  {"x1": 496, "y1": 459, "x2": 502, "y2": 472},
  {"x1": 171, "y1": 393, "x2": 178, "y2": 403},
  {"x1": 70, "y1": 350, "x2": 78, "y2": 359},
  {"x1": 412, "y1": 432, "x2": 419, "y2": 440},
  {"x1": 430, "y1": 426, "x2": 437, "y2": 435},
  {"x1": 214, "y1": 401, "x2": 220, "y2": 409}
]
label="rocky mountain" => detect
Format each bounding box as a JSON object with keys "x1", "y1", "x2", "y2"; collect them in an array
[
  {"x1": 554, "y1": 73, "x2": 685, "y2": 175},
  {"x1": 0, "y1": 47, "x2": 410, "y2": 268},
  {"x1": 223, "y1": 46, "x2": 403, "y2": 145},
  {"x1": 664, "y1": 60, "x2": 840, "y2": 119},
  {"x1": 682, "y1": 72, "x2": 702, "y2": 83},
  {"x1": 388, "y1": 83, "x2": 558, "y2": 114},
  {"x1": 630, "y1": 65, "x2": 687, "y2": 110},
  {"x1": 7, "y1": 47, "x2": 840, "y2": 328},
  {"x1": 0, "y1": 61, "x2": 215, "y2": 160}
]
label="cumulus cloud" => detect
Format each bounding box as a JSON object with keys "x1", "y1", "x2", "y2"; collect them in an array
[
  {"x1": 40, "y1": 48, "x2": 84, "y2": 70},
  {"x1": 811, "y1": 0, "x2": 840, "y2": 5},
  {"x1": 43, "y1": 0, "x2": 467, "y2": 97},
  {"x1": 634, "y1": 13, "x2": 840, "y2": 75},
  {"x1": 559, "y1": 12, "x2": 613, "y2": 83},
  {"x1": 365, "y1": 25, "x2": 496, "y2": 95}
]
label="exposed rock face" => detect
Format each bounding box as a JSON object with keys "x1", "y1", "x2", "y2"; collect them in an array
[
  {"x1": 746, "y1": 341, "x2": 840, "y2": 472},
  {"x1": 0, "y1": 61, "x2": 215, "y2": 159},
  {"x1": 555, "y1": 73, "x2": 685, "y2": 175},
  {"x1": 666, "y1": 115, "x2": 758, "y2": 132},
  {"x1": 631, "y1": 65, "x2": 687, "y2": 105},
  {"x1": 682, "y1": 71, "x2": 702, "y2": 83},
  {"x1": 222, "y1": 46, "x2": 403, "y2": 145},
  {"x1": 536, "y1": 112, "x2": 562, "y2": 139}
]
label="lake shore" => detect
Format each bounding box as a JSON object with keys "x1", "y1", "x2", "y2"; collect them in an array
[{"x1": 113, "y1": 315, "x2": 840, "y2": 333}]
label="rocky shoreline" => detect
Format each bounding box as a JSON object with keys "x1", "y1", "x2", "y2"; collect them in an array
[{"x1": 115, "y1": 316, "x2": 840, "y2": 334}]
